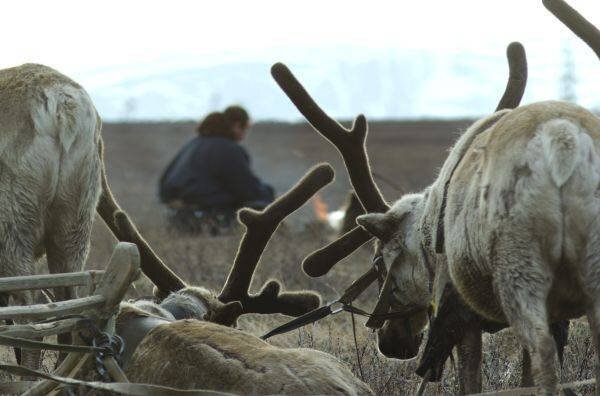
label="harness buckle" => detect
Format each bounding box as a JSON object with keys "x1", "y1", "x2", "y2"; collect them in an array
[{"x1": 330, "y1": 301, "x2": 344, "y2": 315}]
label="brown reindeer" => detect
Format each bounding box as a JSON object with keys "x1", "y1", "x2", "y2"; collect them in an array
[{"x1": 107, "y1": 164, "x2": 372, "y2": 394}]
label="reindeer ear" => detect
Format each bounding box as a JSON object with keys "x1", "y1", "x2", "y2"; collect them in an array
[
  {"x1": 356, "y1": 213, "x2": 397, "y2": 241},
  {"x1": 213, "y1": 301, "x2": 244, "y2": 327}
]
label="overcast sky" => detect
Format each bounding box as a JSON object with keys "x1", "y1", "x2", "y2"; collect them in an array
[{"x1": 1, "y1": 1, "x2": 599, "y2": 120}]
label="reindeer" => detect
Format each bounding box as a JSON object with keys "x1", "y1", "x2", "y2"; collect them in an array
[
  {"x1": 0, "y1": 62, "x2": 321, "y2": 378},
  {"x1": 269, "y1": 1, "x2": 600, "y2": 393},
  {"x1": 0, "y1": 61, "x2": 367, "y2": 393},
  {"x1": 0, "y1": 63, "x2": 103, "y2": 370},
  {"x1": 269, "y1": 44, "x2": 554, "y2": 393},
  {"x1": 104, "y1": 165, "x2": 372, "y2": 395}
]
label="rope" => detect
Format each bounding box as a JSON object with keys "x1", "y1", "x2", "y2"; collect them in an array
[
  {"x1": 0, "y1": 334, "x2": 106, "y2": 354},
  {"x1": 261, "y1": 300, "x2": 425, "y2": 340},
  {"x1": 348, "y1": 302, "x2": 364, "y2": 381}
]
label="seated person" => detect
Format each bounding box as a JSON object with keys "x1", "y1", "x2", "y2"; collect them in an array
[{"x1": 159, "y1": 106, "x2": 274, "y2": 233}]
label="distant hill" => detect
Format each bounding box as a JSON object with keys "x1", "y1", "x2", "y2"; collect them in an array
[{"x1": 82, "y1": 47, "x2": 598, "y2": 122}]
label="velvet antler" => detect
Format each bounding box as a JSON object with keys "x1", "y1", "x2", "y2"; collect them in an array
[
  {"x1": 496, "y1": 42, "x2": 528, "y2": 111},
  {"x1": 97, "y1": 138, "x2": 187, "y2": 297},
  {"x1": 218, "y1": 163, "x2": 334, "y2": 316},
  {"x1": 543, "y1": 0, "x2": 600, "y2": 60},
  {"x1": 302, "y1": 227, "x2": 372, "y2": 277},
  {"x1": 271, "y1": 63, "x2": 388, "y2": 214},
  {"x1": 278, "y1": 41, "x2": 529, "y2": 277},
  {"x1": 271, "y1": 63, "x2": 390, "y2": 277}
]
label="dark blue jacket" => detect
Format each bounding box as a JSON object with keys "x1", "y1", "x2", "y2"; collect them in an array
[{"x1": 159, "y1": 136, "x2": 274, "y2": 210}]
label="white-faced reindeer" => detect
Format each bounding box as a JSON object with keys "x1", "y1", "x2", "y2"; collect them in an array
[
  {"x1": 105, "y1": 165, "x2": 372, "y2": 395},
  {"x1": 270, "y1": 0, "x2": 600, "y2": 394}
]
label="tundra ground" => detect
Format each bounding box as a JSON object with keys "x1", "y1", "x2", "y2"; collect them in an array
[{"x1": 1, "y1": 120, "x2": 594, "y2": 394}]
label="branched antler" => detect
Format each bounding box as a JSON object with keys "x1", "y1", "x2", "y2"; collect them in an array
[
  {"x1": 101, "y1": 138, "x2": 327, "y2": 318},
  {"x1": 271, "y1": 63, "x2": 389, "y2": 277},
  {"x1": 543, "y1": 0, "x2": 600, "y2": 60},
  {"x1": 496, "y1": 42, "x2": 528, "y2": 111},
  {"x1": 218, "y1": 164, "x2": 334, "y2": 316},
  {"x1": 278, "y1": 40, "x2": 529, "y2": 278},
  {"x1": 97, "y1": 138, "x2": 187, "y2": 296},
  {"x1": 271, "y1": 63, "x2": 388, "y2": 214}
]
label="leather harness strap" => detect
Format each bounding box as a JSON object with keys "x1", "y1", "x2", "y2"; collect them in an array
[
  {"x1": 261, "y1": 265, "x2": 380, "y2": 340},
  {"x1": 364, "y1": 256, "x2": 399, "y2": 329},
  {"x1": 261, "y1": 254, "x2": 422, "y2": 339}
]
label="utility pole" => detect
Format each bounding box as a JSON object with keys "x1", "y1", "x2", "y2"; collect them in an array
[{"x1": 560, "y1": 43, "x2": 577, "y2": 103}]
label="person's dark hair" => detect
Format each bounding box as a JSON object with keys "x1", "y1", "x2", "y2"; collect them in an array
[
  {"x1": 224, "y1": 105, "x2": 250, "y2": 129},
  {"x1": 196, "y1": 112, "x2": 234, "y2": 139}
]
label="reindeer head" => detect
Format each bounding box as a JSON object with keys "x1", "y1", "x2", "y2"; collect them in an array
[
  {"x1": 98, "y1": 145, "x2": 332, "y2": 327},
  {"x1": 356, "y1": 195, "x2": 431, "y2": 358},
  {"x1": 271, "y1": 39, "x2": 528, "y2": 359}
]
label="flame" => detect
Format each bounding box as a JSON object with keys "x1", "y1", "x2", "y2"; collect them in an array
[{"x1": 312, "y1": 193, "x2": 329, "y2": 223}]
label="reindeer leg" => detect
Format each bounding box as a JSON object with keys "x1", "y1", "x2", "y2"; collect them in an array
[
  {"x1": 45, "y1": 150, "x2": 100, "y2": 363},
  {"x1": 581, "y1": 229, "x2": 600, "y2": 396},
  {"x1": 12, "y1": 290, "x2": 42, "y2": 376},
  {"x1": 0, "y1": 216, "x2": 40, "y2": 376},
  {"x1": 494, "y1": 245, "x2": 557, "y2": 395},
  {"x1": 521, "y1": 320, "x2": 569, "y2": 388},
  {"x1": 456, "y1": 327, "x2": 482, "y2": 395}
]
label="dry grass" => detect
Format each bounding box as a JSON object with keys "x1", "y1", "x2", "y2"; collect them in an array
[{"x1": 0, "y1": 120, "x2": 596, "y2": 394}]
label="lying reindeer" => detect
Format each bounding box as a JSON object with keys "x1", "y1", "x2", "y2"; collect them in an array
[
  {"x1": 0, "y1": 59, "x2": 364, "y2": 393},
  {"x1": 273, "y1": 1, "x2": 596, "y2": 391},
  {"x1": 106, "y1": 164, "x2": 373, "y2": 395},
  {"x1": 0, "y1": 61, "x2": 320, "y2": 371}
]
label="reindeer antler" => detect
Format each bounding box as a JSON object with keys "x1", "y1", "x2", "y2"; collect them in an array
[
  {"x1": 496, "y1": 42, "x2": 528, "y2": 111},
  {"x1": 276, "y1": 40, "x2": 529, "y2": 277},
  {"x1": 543, "y1": 0, "x2": 600, "y2": 60},
  {"x1": 303, "y1": 226, "x2": 373, "y2": 277},
  {"x1": 97, "y1": 138, "x2": 187, "y2": 296},
  {"x1": 271, "y1": 63, "x2": 389, "y2": 277},
  {"x1": 218, "y1": 163, "x2": 333, "y2": 316},
  {"x1": 99, "y1": 138, "x2": 326, "y2": 313},
  {"x1": 271, "y1": 63, "x2": 388, "y2": 214}
]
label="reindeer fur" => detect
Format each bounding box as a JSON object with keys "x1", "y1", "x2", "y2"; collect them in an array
[
  {"x1": 357, "y1": 101, "x2": 600, "y2": 394},
  {"x1": 116, "y1": 297, "x2": 373, "y2": 395},
  {"x1": 0, "y1": 63, "x2": 101, "y2": 369}
]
